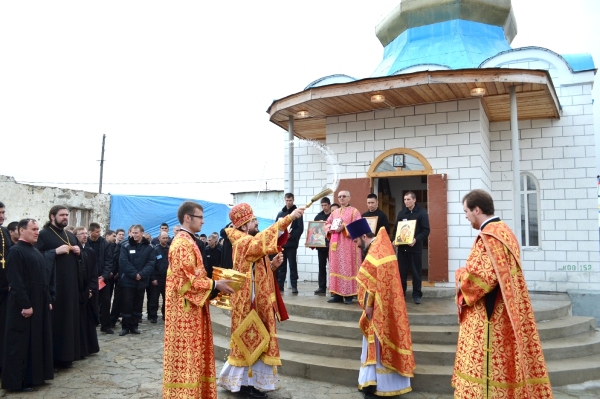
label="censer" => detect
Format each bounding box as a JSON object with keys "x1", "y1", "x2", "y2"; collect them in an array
[{"x1": 210, "y1": 267, "x2": 247, "y2": 310}]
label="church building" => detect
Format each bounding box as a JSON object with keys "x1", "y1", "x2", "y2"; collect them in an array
[{"x1": 267, "y1": 0, "x2": 598, "y2": 300}]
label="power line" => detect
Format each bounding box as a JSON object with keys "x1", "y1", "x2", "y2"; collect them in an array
[{"x1": 19, "y1": 178, "x2": 284, "y2": 186}]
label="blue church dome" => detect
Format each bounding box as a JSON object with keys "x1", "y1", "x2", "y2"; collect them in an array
[{"x1": 371, "y1": 0, "x2": 517, "y2": 76}]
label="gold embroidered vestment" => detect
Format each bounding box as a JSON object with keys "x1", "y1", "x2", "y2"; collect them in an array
[
  {"x1": 163, "y1": 232, "x2": 217, "y2": 399},
  {"x1": 225, "y1": 215, "x2": 292, "y2": 369},
  {"x1": 356, "y1": 228, "x2": 415, "y2": 379},
  {"x1": 453, "y1": 221, "x2": 553, "y2": 398}
]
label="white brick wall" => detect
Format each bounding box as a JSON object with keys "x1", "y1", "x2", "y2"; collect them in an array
[
  {"x1": 487, "y1": 80, "x2": 598, "y2": 291},
  {"x1": 285, "y1": 79, "x2": 598, "y2": 290}
]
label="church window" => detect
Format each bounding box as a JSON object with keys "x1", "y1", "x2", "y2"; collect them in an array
[{"x1": 520, "y1": 173, "x2": 539, "y2": 247}]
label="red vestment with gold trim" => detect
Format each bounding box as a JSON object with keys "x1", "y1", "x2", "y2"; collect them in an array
[
  {"x1": 163, "y1": 231, "x2": 217, "y2": 399},
  {"x1": 325, "y1": 206, "x2": 362, "y2": 296},
  {"x1": 357, "y1": 228, "x2": 415, "y2": 385},
  {"x1": 224, "y1": 216, "x2": 292, "y2": 370},
  {"x1": 453, "y1": 221, "x2": 553, "y2": 398}
]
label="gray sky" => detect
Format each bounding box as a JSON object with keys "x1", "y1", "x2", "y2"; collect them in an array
[{"x1": 1, "y1": 0, "x2": 598, "y2": 205}]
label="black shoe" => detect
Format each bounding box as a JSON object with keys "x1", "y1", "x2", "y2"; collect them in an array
[
  {"x1": 292, "y1": 287, "x2": 298, "y2": 294},
  {"x1": 414, "y1": 297, "x2": 421, "y2": 304},
  {"x1": 344, "y1": 297, "x2": 353, "y2": 305},
  {"x1": 248, "y1": 386, "x2": 268, "y2": 398},
  {"x1": 150, "y1": 318, "x2": 157, "y2": 324},
  {"x1": 130, "y1": 328, "x2": 141, "y2": 334},
  {"x1": 11, "y1": 386, "x2": 33, "y2": 392},
  {"x1": 314, "y1": 288, "x2": 326, "y2": 295},
  {"x1": 327, "y1": 295, "x2": 343, "y2": 303},
  {"x1": 119, "y1": 329, "x2": 129, "y2": 336},
  {"x1": 101, "y1": 327, "x2": 114, "y2": 334}
]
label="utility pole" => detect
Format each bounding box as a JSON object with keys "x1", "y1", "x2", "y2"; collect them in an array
[{"x1": 99, "y1": 134, "x2": 106, "y2": 193}]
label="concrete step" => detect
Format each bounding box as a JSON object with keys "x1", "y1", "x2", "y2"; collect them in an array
[
  {"x1": 214, "y1": 331, "x2": 600, "y2": 394},
  {"x1": 211, "y1": 311, "x2": 594, "y2": 347},
  {"x1": 541, "y1": 330, "x2": 600, "y2": 361},
  {"x1": 280, "y1": 292, "x2": 573, "y2": 325},
  {"x1": 411, "y1": 315, "x2": 596, "y2": 344}
]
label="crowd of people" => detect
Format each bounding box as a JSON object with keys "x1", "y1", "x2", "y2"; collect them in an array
[
  {"x1": 0, "y1": 189, "x2": 554, "y2": 398},
  {"x1": 0, "y1": 201, "x2": 229, "y2": 393}
]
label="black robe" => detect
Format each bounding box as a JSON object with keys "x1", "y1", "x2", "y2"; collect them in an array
[
  {"x1": 80, "y1": 246, "x2": 99, "y2": 357},
  {"x1": 2, "y1": 241, "x2": 53, "y2": 390},
  {"x1": 35, "y1": 225, "x2": 85, "y2": 363},
  {"x1": 0, "y1": 226, "x2": 13, "y2": 371}
]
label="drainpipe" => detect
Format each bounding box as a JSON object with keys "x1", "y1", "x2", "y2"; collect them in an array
[
  {"x1": 510, "y1": 86, "x2": 521, "y2": 245},
  {"x1": 288, "y1": 115, "x2": 294, "y2": 194}
]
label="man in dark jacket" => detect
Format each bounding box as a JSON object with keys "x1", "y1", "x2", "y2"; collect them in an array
[
  {"x1": 118, "y1": 224, "x2": 155, "y2": 336},
  {"x1": 87, "y1": 222, "x2": 114, "y2": 334},
  {"x1": 313, "y1": 197, "x2": 331, "y2": 295},
  {"x1": 109, "y1": 227, "x2": 129, "y2": 328},
  {"x1": 204, "y1": 232, "x2": 221, "y2": 278},
  {"x1": 276, "y1": 193, "x2": 304, "y2": 294},
  {"x1": 151, "y1": 223, "x2": 169, "y2": 245},
  {"x1": 219, "y1": 223, "x2": 234, "y2": 270},
  {"x1": 396, "y1": 191, "x2": 430, "y2": 304},
  {"x1": 147, "y1": 231, "x2": 169, "y2": 323},
  {"x1": 362, "y1": 193, "x2": 390, "y2": 235}
]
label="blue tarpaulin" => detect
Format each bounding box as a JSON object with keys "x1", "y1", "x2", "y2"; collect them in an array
[{"x1": 109, "y1": 195, "x2": 274, "y2": 240}]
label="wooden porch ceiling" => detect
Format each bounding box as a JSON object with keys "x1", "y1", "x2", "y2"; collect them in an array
[{"x1": 267, "y1": 69, "x2": 560, "y2": 140}]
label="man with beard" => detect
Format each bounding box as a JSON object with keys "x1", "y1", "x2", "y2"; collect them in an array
[
  {"x1": 118, "y1": 224, "x2": 155, "y2": 336},
  {"x1": 162, "y1": 202, "x2": 234, "y2": 399},
  {"x1": 324, "y1": 191, "x2": 362, "y2": 304},
  {"x1": 275, "y1": 193, "x2": 304, "y2": 294},
  {"x1": 3, "y1": 219, "x2": 54, "y2": 392},
  {"x1": 219, "y1": 203, "x2": 303, "y2": 398},
  {"x1": 0, "y1": 201, "x2": 14, "y2": 375},
  {"x1": 313, "y1": 197, "x2": 331, "y2": 295},
  {"x1": 35, "y1": 205, "x2": 84, "y2": 368},
  {"x1": 452, "y1": 189, "x2": 552, "y2": 397},
  {"x1": 74, "y1": 227, "x2": 99, "y2": 357},
  {"x1": 348, "y1": 218, "x2": 415, "y2": 398},
  {"x1": 86, "y1": 223, "x2": 114, "y2": 334}
]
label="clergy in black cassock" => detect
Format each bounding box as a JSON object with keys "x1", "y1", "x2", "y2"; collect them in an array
[
  {"x1": 76, "y1": 227, "x2": 99, "y2": 357},
  {"x1": 2, "y1": 219, "x2": 53, "y2": 392},
  {"x1": 35, "y1": 205, "x2": 85, "y2": 367},
  {"x1": 0, "y1": 215, "x2": 14, "y2": 375}
]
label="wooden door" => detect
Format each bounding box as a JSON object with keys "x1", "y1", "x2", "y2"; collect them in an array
[{"x1": 427, "y1": 174, "x2": 448, "y2": 282}]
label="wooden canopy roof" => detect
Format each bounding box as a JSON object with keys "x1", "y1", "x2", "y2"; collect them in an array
[{"x1": 267, "y1": 69, "x2": 560, "y2": 140}]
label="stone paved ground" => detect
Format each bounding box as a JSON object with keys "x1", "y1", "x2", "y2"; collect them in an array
[{"x1": 1, "y1": 318, "x2": 599, "y2": 398}]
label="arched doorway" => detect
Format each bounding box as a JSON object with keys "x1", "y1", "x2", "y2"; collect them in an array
[{"x1": 366, "y1": 148, "x2": 448, "y2": 284}]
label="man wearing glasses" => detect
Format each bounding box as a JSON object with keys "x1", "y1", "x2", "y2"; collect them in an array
[
  {"x1": 324, "y1": 191, "x2": 362, "y2": 304},
  {"x1": 163, "y1": 202, "x2": 234, "y2": 399}
]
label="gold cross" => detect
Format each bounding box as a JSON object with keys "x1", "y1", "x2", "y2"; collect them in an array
[{"x1": 0, "y1": 258, "x2": 4, "y2": 269}]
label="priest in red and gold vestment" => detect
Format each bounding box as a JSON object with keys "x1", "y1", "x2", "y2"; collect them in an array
[
  {"x1": 324, "y1": 190, "x2": 362, "y2": 304},
  {"x1": 218, "y1": 203, "x2": 304, "y2": 398},
  {"x1": 163, "y1": 202, "x2": 234, "y2": 399},
  {"x1": 453, "y1": 190, "x2": 553, "y2": 399},
  {"x1": 348, "y1": 219, "x2": 415, "y2": 398}
]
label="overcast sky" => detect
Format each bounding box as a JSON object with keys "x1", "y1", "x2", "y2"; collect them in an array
[{"x1": 1, "y1": 0, "x2": 599, "y2": 205}]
